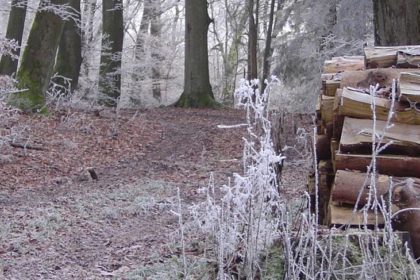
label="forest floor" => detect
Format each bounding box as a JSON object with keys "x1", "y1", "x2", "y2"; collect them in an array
[{"x1": 0, "y1": 106, "x2": 310, "y2": 279}]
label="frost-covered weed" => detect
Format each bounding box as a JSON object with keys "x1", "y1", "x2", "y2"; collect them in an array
[
  {"x1": 45, "y1": 73, "x2": 73, "y2": 109},
  {"x1": 0, "y1": 38, "x2": 19, "y2": 62},
  {"x1": 181, "y1": 79, "x2": 419, "y2": 279},
  {"x1": 0, "y1": 38, "x2": 21, "y2": 98},
  {"x1": 188, "y1": 78, "x2": 285, "y2": 279}
]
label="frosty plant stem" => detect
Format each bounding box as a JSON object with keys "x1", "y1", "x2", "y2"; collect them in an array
[
  {"x1": 189, "y1": 77, "x2": 285, "y2": 278},
  {"x1": 185, "y1": 77, "x2": 418, "y2": 279},
  {"x1": 172, "y1": 188, "x2": 187, "y2": 277}
]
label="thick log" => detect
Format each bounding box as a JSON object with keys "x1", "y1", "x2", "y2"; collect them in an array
[
  {"x1": 323, "y1": 56, "x2": 365, "y2": 73},
  {"x1": 321, "y1": 73, "x2": 336, "y2": 81},
  {"x1": 340, "y1": 68, "x2": 416, "y2": 89},
  {"x1": 364, "y1": 46, "x2": 420, "y2": 68},
  {"x1": 330, "y1": 139, "x2": 338, "y2": 172},
  {"x1": 316, "y1": 134, "x2": 331, "y2": 161},
  {"x1": 335, "y1": 152, "x2": 420, "y2": 177},
  {"x1": 325, "y1": 122, "x2": 333, "y2": 139},
  {"x1": 321, "y1": 95, "x2": 335, "y2": 124},
  {"x1": 339, "y1": 87, "x2": 420, "y2": 125},
  {"x1": 319, "y1": 172, "x2": 330, "y2": 224},
  {"x1": 391, "y1": 179, "x2": 420, "y2": 260},
  {"x1": 397, "y1": 50, "x2": 420, "y2": 68},
  {"x1": 399, "y1": 72, "x2": 420, "y2": 103},
  {"x1": 322, "y1": 73, "x2": 341, "y2": 96},
  {"x1": 316, "y1": 94, "x2": 321, "y2": 120},
  {"x1": 331, "y1": 170, "x2": 390, "y2": 206},
  {"x1": 325, "y1": 80, "x2": 341, "y2": 96},
  {"x1": 334, "y1": 89, "x2": 343, "y2": 111},
  {"x1": 329, "y1": 202, "x2": 385, "y2": 226},
  {"x1": 340, "y1": 117, "x2": 420, "y2": 157},
  {"x1": 319, "y1": 160, "x2": 334, "y2": 175},
  {"x1": 339, "y1": 87, "x2": 391, "y2": 121},
  {"x1": 316, "y1": 119, "x2": 323, "y2": 135},
  {"x1": 320, "y1": 161, "x2": 335, "y2": 225},
  {"x1": 333, "y1": 114, "x2": 345, "y2": 140},
  {"x1": 333, "y1": 89, "x2": 345, "y2": 140},
  {"x1": 307, "y1": 172, "x2": 315, "y2": 194}
]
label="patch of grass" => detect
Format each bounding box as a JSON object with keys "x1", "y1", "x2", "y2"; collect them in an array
[
  {"x1": 261, "y1": 240, "x2": 285, "y2": 279},
  {"x1": 122, "y1": 255, "x2": 216, "y2": 280}
]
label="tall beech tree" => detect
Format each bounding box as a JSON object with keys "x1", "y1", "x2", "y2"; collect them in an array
[
  {"x1": 133, "y1": 0, "x2": 162, "y2": 100},
  {"x1": 0, "y1": 0, "x2": 28, "y2": 76},
  {"x1": 54, "y1": 0, "x2": 82, "y2": 93},
  {"x1": 261, "y1": 0, "x2": 276, "y2": 92},
  {"x1": 99, "y1": 0, "x2": 124, "y2": 106},
  {"x1": 135, "y1": 0, "x2": 153, "y2": 61},
  {"x1": 373, "y1": 0, "x2": 420, "y2": 46},
  {"x1": 9, "y1": 0, "x2": 67, "y2": 112},
  {"x1": 150, "y1": 1, "x2": 163, "y2": 101},
  {"x1": 175, "y1": 0, "x2": 217, "y2": 108},
  {"x1": 247, "y1": 0, "x2": 258, "y2": 81}
]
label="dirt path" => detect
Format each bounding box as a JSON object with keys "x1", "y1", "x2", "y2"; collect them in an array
[{"x1": 0, "y1": 108, "x2": 247, "y2": 279}]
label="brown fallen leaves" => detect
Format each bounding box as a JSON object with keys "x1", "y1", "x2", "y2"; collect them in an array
[{"x1": 0, "y1": 107, "x2": 246, "y2": 189}]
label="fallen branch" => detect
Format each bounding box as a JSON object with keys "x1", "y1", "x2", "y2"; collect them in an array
[
  {"x1": 217, "y1": 123, "x2": 248, "y2": 129},
  {"x1": 10, "y1": 142, "x2": 46, "y2": 151}
]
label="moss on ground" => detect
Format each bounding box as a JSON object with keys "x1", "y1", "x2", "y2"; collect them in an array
[{"x1": 175, "y1": 92, "x2": 221, "y2": 108}]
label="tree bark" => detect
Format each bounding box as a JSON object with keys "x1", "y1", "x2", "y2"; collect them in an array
[
  {"x1": 85, "y1": 0, "x2": 97, "y2": 47},
  {"x1": 150, "y1": 1, "x2": 162, "y2": 101},
  {"x1": 135, "y1": 0, "x2": 153, "y2": 58},
  {"x1": 247, "y1": 0, "x2": 258, "y2": 81},
  {"x1": 261, "y1": 0, "x2": 276, "y2": 92},
  {"x1": 0, "y1": 0, "x2": 28, "y2": 76},
  {"x1": 9, "y1": 0, "x2": 67, "y2": 112},
  {"x1": 175, "y1": 0, "x2": 217, "y2": 108},
  {"x1": 331, "y1": 170, "x2": 391, "y2": 207},
  {"x1": 339, "y1": 87, "x2": 420, "y2": 125},
  {"x1": 340, "y1": 117, "x2": 420, "y2": 157},
  {"x1": 80, "y1": 0, "x2": 96, "y2": 82},
  {"x1": 54, "y1": 0, "x2": 82, "y2": 93},
  {"x1": 221, "y1": 3, "x2": 248, "y2": 100},
  {"x1": 335, "y1": 152, "x2": 420, "y2": 178},
  {"x1": 99, "y1": 0, "x2": 124, "y2": 106},
  {"x1": 134, "y1": 0, "x2": 162, "y2": 101},
  {"x1": 373, "y1": 0, "x2": 420, "y2": 46},
  {"x1": 391, "y1": 180, "x2": 420, "y2": 261}
]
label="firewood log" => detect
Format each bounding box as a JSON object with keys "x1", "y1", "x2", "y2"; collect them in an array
[{"x1": 391, "y1": 178, "x2": 420, "y2": 261}]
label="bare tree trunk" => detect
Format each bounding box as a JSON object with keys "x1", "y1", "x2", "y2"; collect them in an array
[
  {"x1": 150, "y1": 1, "x2": 162, "y2": 101},
  {"x1": 99, "y1": 0, "x2": 124, "y2": 106},
  {"x1": 54, "y1": 0, "x2": 82, "y2": 93},
  {"x1": 135, "y1": 0, "x2": 152, "y2": 59},
  {"x1": 261, "y1": 0, "x2": 276, "y2": 92},
  {"x1": 9, "y1": 0, "x2": 67, "y2": 112},
  {"x1": 175, "y1": 0, "x2": 217, "y2": 108},
  {"x1": 80, "y1": 0, "x2": 96, "y2": 76},
  {"x1": 0, "y1": 0, "x2": 28, "y2": 76},
  {"x1": 247, "y1": 0, "x2": 258, "y2": 81},
  {"x1": 222, "y1": 3, "x2": 248, "y2": 101},
  {"x1": 85, "y1": 0, "x2": 97, "y2": 46},
  {"x1": 373, "y1": 0, "x2": 420, "y2": 46}
]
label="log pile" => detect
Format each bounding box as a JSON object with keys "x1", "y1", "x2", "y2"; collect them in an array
[{"x1": 312, "y1": 46, "x2": 420, "y2": 259}]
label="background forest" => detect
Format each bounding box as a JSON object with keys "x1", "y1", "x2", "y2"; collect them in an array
[{"x1": 0, "y1": 0, "x2": 373, "y2": 111}]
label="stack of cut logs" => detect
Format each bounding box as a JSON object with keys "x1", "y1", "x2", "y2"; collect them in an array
[{"x1": 312, "y1": 46, "x2": 420, "y2": 236}]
